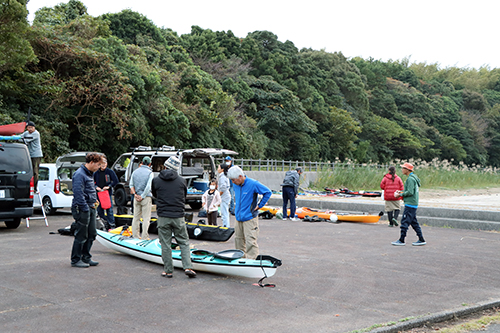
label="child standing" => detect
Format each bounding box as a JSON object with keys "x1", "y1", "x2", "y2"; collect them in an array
[{"x1": 202, "y1": 180, "x2": 221, "y2": 225}]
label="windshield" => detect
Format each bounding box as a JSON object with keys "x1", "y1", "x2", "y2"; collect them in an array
[{"x1": 0, "y1": 145, "x2": 31, "y2": 173}]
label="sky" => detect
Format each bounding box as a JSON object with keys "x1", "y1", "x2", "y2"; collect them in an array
[{"x1": 26, "y1": 0, "x2": 500, "y2": 70}]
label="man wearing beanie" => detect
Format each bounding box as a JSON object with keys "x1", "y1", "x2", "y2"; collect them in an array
[
  {"x1": 130, "y1": 156, "x2": 153, "y2": 240},
  {"x1": 392, "y1": 162, "x2": 426, "y2": 246},
  {"x1": 21, "y1": 121, "x2": 43, "y2": 191},
  {"x1": 152, "y1": 156, "x2": 196, "y2": 278}
]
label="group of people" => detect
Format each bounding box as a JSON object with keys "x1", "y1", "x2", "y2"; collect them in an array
[
  {"x1": 381, "y1": 163, "x2": 426, "y2": 246},
  {"x1": 22, "y1": 120, "x2": 424, "y2": 277},
  {"x1": 71, "y1": 152, "x2": 274, "y2": 279}
]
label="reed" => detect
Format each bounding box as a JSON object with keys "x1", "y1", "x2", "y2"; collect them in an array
[{"x1": 313, "y1": 158, "x2": 500, "y2": 191}]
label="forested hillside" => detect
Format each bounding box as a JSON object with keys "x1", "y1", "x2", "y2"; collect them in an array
[{"x1": 2, "y1": 0, "x2": 500, "y2": 165}]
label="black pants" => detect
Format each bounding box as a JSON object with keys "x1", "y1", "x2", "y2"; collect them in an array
[
  {"x1": 71, "y1": 206, "x2": 97, "y2": 264},
  {"x1": 399, "y1": 206, "x2": 425, "y2": 242},
  {"x1": 207, "y1": 211, "x2": 218, "y2": 225},
  {"x1": 31, "y1": 157, "x2": 41, "y2": 191},
  {"x1": 282, "y1": 186, "x2": 296, "y2": 219}
]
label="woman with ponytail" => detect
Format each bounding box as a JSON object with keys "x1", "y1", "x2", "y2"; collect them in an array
[{"x1": 380, "y1": 166, "x2": 404, "y2": 227}]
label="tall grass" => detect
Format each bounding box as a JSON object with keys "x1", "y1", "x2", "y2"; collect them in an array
[{"x1": 312, "y1": 158, "x2": 500, "y2": 191}]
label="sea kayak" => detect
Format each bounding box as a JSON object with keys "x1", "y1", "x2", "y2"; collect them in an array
[
  {"x1": 296, "y1": 207, "x2": 382, "y2": 223},
  {"x1": 96, "y1": 230, "x2": 282, "y2": 278},
  {"x1": 0, "y1": 122, "x2": 25, "y2": 135}
]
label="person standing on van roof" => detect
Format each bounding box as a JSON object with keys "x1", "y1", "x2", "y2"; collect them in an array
[
  {"x1": 281, "y1": 168, "x2": 302, "y2": 221},
  {"x1": 130, "y1": 156, "x2": 154, "y2": 240},
  {"x1": 227, "y1": 166, "x2": 272, "y2": 259},
  {"x1": 70, "y1": 152, "x2": 104, "y2": 268},
  {"x1": 93, "y1": 157, "x2": 119, "y2": 230},
  {"x1": 152, "y1": 156, "x2": 196, "y2": 278},
  {"x1": 21, "y1": 121, "x2": 43, "y2": 191}
]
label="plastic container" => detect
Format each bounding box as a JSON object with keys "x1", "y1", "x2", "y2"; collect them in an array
[{"x1": 193, "y1": 180, "x2": 209, "y2": 192}]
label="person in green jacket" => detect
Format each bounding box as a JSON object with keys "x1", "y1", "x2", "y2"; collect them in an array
[{"x1": 391, "y1": 162, "x2": 426, "y2": 246}]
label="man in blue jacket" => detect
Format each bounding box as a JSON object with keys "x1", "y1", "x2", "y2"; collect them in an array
[
  {"x1": 94, "y1": 157, "x2": 119, "y2": 230},
  {"x1": 71, "y1": 152, "x2": 104, "y2": 268},
  {"x1": 227, "y1": 166, "x2": 272, "y2": 259}
]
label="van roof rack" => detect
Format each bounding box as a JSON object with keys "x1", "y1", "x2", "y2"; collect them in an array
[
  {"x1": 0, "y1": 135, "x2": 23, "y2": 142},
  {"x1": 130, "y1": 145, "x2": 176, "y2": 153},
  {"x1": 154, "y1": 145, "x2": 176, "y2": 154}
]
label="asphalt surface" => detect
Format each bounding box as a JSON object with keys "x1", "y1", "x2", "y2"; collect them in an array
[{"x1": 1, "y1": 208, "x2": 500, "y2": 333}]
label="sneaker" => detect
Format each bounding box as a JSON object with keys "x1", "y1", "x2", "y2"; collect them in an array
[
  {"x1": 412, "y1": 240, "x2": 427, "y2": 246},
  {"x1": 391, "y1": 240, "x2": 405, "y2": 246},
  {"x1": 83, "y1": 260, "x2": 99, "y2": 266},
  {"x1": 392, "y1": 218, "x2": 399, "y2": 226},
  {"x1": 282, "y1": 217, "x2": 288, "y2": 221},
  {"x1": 71, "y1": 260, "x2": 90, "y2": 268},
  {"x1": 388, "y1": 223, "x2": 394, "y2": 227},
  {"x1": 290, "y1": 217, "x2": 300, "y2": 221}
]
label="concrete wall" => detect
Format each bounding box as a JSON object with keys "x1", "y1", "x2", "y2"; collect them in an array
[{"x1": 245, "y1": 171, "x2": 318, "y2": 191}]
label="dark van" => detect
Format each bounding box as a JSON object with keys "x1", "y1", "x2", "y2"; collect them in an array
[{"x1": 0, "y1": 141, "x2": 34, "y2": 228}]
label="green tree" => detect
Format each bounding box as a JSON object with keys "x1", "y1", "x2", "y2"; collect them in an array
[{"x1": 0, "y1": 0, "x2": 35, "y2": 73}]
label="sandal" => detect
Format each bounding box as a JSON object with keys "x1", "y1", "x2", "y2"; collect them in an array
[
  {"x1": 185, "y1": 269, "x2": 197, "y2": 278},
  {"x1": 161, "y1": 272, "x2": 173, "y2": 278}
]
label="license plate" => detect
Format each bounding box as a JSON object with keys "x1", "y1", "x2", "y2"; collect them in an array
[{"x1": 0, "y1": 190, "x2": 4, "y2": 198}]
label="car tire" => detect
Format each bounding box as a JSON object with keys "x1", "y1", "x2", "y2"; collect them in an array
[
  {"x1": 189, "y1": 202, "x2": 203, "y2": 210},
  {"x1": 5, "y1": 217, "x2": 21, "y2": 229},
  {"x1": 42, "y1": 196, "x2": 57, "y2": 215},
  {"x1": 114, "y1": 188, "x2": 127, "y2": 206}
]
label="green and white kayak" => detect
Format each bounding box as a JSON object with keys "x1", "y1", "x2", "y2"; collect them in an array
[{"x1": 96, "y1": 230, "x2": 282, "y2": 279}]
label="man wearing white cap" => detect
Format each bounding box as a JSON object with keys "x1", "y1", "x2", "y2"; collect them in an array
[
  {"x1": 152, "y1": 156, "x2": 196, "y2": 278},
  {"x1": 392, "y1": 162, "x2": 426, "y2": 246}
]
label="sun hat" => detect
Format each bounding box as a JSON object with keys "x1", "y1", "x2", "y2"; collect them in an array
[
  {"x1": 142, "y1": 156, "x2": 151, "y2": 164},
  {"x1": 400, "y1": 162, "x2": 414, "y2": 171},
  {"x1": 164, "y1": 155, "x2": 180, "y2": 171}
]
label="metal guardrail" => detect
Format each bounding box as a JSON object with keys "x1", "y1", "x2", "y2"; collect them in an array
[{"x1": 216, "y1": 158, "x2": 389, "y2": 172}]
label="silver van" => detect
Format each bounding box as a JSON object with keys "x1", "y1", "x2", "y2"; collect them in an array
[{"x1": 111, "y1": 146, "x2": 237, "y2": 209}]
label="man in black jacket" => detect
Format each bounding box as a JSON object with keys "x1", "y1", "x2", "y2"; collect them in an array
[{"x1": 152, "y1": 156, "x2": 196, "y2": 278}]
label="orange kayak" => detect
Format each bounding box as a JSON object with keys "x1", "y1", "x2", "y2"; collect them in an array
[
  {"x1": 336, "y1": 213, "x2": 382, "y2": 223},
  {"x1": 296, "y1": 207, "x2": 336, "y2": 221},
  {"x1": 296, "y1": 207, "x2": 382, "y2": 223}
]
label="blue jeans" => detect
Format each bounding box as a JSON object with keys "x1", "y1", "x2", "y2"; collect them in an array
[
  {"x1": 220, "y1": 199, "x2": 230, "y2": 227},
  {"x1": 97, "y1": 191, "x2": 115, "y2": 227},
  {"x1": 399, "y1": 206, "x2": 425, "y2": 242},
  {"x1": 282, "y1": 186, "x2": 296, "y2": 219},
  {"x1": 71, "y1": 206, "x2": 97, "y2": 264}
]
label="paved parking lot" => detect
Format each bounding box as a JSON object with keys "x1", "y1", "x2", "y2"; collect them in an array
[{"x1": 1, "y1": 209, "x2": 500, "y2": 333}]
